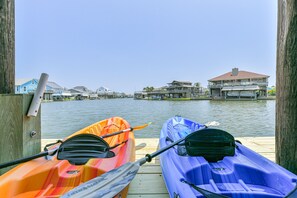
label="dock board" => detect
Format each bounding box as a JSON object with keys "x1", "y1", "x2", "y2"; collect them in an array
[{"x1": 42, "y1": 137, "x2": 275, "y2": 197}]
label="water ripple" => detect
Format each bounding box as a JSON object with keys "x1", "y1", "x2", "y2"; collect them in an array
[{"x1": 41, "y1": 99, "x2": 275, "y2": 139}]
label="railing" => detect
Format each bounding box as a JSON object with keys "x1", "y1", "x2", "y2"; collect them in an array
[
  {"x1": 208, "y1": 82, "x2": 268, "y2": 88},
  {"x1": 208, "y1": 84, "x2": 223, "y2": 89},
  {"x1": 165, "y1": 90, "x2": 191, "y2": 94}
]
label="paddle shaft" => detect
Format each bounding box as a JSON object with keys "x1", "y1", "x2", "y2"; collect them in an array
[
  {"x1": 100, "y1": 122, "x2": 150, "y2": 138},
  {"x1": 0, "y1": 130, "x2": 127, "y2": 169},
  {"x1": 100, "y1": 128, "x2": 132, "y2": 138},
  {"x1": 0, "y1": 151, "x2": 49, "y2": 169},
  {"x1": 0, "y1": 123, "x2": 148, "y2": 169},
  {"x1": 144, "y1": 136, "x2": 186, "y2": 163},
  {"x1": 62, "y1": 123, "x2": 220, "y2": 198},
  {"x1": 61, "y1": 131, "x2": 189, "y2": 198}
]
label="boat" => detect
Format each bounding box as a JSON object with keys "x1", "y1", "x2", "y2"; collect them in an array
[
  {"x1": 159, "y1": 116, "x2": 297, "y2": 198},
  {"x1": 0, "y1": 117, "x2": 135, "y2": 198}
]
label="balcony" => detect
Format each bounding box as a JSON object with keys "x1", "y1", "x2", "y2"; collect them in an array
[{"x1": 209, "y1": 81, "x2": 268, "y2": 89}]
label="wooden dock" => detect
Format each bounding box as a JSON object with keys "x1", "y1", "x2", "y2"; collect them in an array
[{"x1": 42, "y1": 137, "x2": 275, "y2": 198}]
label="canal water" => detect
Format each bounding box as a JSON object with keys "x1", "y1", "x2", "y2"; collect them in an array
[{"x1": 41, "y1": 98, "x2": 275, "y2": 139}]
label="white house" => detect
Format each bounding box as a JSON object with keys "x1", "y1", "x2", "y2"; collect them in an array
[{"x1": 96, "y1": 86, "x2": 112, "y2": 94}]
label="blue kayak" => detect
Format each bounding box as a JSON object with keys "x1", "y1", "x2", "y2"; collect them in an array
[{"x1": 159, "y1": 116, "x2": 297, "y2": 198}]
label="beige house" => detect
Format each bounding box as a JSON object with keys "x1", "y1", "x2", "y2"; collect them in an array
[{"x1": 208, "y1": 68, "x2": 269, "y2": 99}]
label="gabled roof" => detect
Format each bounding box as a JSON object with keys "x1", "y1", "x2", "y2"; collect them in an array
[
  {"x1": 15, "y1": 78, "x2": 36, "y2": 86},
  {"x1": 168, "y1": 80, "x2": 192, "y2": 84},
  {"x1": 68, "y1": 88, "x2": 83, "y2": 93},
  {"x1": 209, "y1": 70, "x2": 269, "y2": 82},
  {"x1": 47, "y1": 81, "x2": 63, "y2": 89},
  {"x1": 97, "y1": 86, "x2": 111, "y2": 92},
  {"x1": 73, "y1": 86, "x2": 91, "y2": 92},
  {"x1": 16, "y1": 78, "x2": 64, "y2": 90}
]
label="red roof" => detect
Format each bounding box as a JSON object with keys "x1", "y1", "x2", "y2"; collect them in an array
[{"x1": 208, "y1": 70, "x2": 269, "y2": 82}]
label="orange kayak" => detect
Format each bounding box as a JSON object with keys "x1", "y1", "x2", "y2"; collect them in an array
[{"x1": 0, "y1": 117, "x2": 135, "y2": 198}]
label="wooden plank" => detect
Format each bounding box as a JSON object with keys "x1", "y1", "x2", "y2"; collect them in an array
[
  {"x1": 0, "y1": 0, "x2": 15, "y2": 94},
  {"x1": 136, "y1": 138, "x2": 160, "y2": 147},
  {"x1": 137, "y1": 165, "x2": 162, "y2": 174},
  {"x1": 128, "y1": 173, "x2": 168, "y2": 194},
  {"x1": 22, "y1": 94, "x2": 41, "y2": 157},
  {"x1": 0, "y1": 95, "x2": 23, "y2": 174},
  {"x1": 0, "y1": 95, "x2": 41, "y2": 175},
  {"x1": 127, "y1": 194, "x2": 169, "y2": 198}
]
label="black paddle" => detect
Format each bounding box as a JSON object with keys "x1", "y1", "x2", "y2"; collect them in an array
[
  {"x1": 62, "y1": 127, "x2": 231, "y2": 198},
  {"x1": 61, "y1": 131, "x2": 196, "y2": 198},
  {"x1": 0, "y1": 134, "x2": 113, "y2": 169},
  {"x1": 0, "y1": 123, "x2": 150, "y2": 169},
  {"x1": 0, "y1": 149, "x2": 56, "y2": 170}
]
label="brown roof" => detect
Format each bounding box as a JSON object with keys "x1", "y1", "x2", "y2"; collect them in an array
[{"x1": 208, "y1": 70, "x2": 269, "y2": 82}]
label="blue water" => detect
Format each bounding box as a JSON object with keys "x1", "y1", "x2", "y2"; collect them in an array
[{"x1": 41, "y1": 98, "x2": 275, "y2": 139}]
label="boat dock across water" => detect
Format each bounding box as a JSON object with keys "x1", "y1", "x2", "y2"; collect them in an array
[{"x1": 42, "y1": 137, "x2": 275, "y2": 198}]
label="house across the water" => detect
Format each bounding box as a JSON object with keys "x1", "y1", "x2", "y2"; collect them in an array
[
  {"x1": 134, "y1": 80, "x2": 205, "y2": 100},
  {"x1": 15, "y1": 79, "x2": 66, "y2": 100},
  {"x1": 208, "y1": 68, "x2": 269, "y2": 99}
]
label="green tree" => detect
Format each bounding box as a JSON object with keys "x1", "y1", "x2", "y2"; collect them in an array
[
  {"x1": 268, "y1": 86, "x2": 276, "y2": 96},
  {"x1": 194, "y1": 82, "x2": 201, "y2": 87},
  {"x1": 143, "y1": 86, "x2": 154, "y2": 92}
]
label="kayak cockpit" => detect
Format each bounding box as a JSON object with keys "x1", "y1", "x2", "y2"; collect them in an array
[{"x1": 182, "y1": 152, "x2": 296, "y2": 197}]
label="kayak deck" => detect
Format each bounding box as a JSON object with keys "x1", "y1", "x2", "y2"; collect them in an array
[
  {"x1": 0, "y1": 117, "x2": 135, "y2": 198},
  {"x1": 40, "y1": 137, "x2": 276, "y2": 197},
  {"x1": 158, "y1": 116, "x2": 297, "y2": 198}
]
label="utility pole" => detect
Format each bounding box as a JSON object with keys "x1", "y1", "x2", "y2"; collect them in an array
[
  {"x1": 276, "y1": 0, "x2": 297, "y2": 174},
  {"x1": 0, "y1": 0, "x2": 15, "y2": 94}
]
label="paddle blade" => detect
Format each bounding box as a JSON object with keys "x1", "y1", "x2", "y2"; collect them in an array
[
  {"x1": 133, "y1": 122, "x2": 152, "y2": 130},
  {"x1": 204, "y1": 121, "x2": 220, "y2": 127},
  {"x1": 61, "y1": 161, "x2": 141, "y2": 198}
]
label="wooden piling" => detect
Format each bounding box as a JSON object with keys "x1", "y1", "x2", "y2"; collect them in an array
[
  {"x1": 0, "y1": 94, "x2": 41, "y2": 174},
  {"x1": 0, "y1": 0, "x2": 15, "y2": 94}
]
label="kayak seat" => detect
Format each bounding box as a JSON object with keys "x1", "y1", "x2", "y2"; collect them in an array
[
  {"x1": 185, "y1": 128, "x2": 235, "y2": 162},
  {"x1": 57, "y1": 134, "x2": 115, "y2": 165}
]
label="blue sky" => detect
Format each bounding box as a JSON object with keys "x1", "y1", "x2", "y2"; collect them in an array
[{"x1": 16, "y1": 0, "x2": 277, "y2": 94}]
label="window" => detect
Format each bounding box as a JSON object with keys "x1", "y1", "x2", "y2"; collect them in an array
[{"x1": 24, "y1": 87, "x2": 26, "y2": 92}]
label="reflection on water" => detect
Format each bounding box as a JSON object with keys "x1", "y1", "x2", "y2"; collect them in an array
[{"x1": 41, "y1": 98, "x2": 275, "y2": 139}]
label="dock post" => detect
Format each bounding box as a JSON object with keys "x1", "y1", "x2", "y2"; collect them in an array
[
  {"x1": 0, "y1": 0, "x2": 15, "y2": 94},
  {"x1": 0, "y1": 94, "x2": 41, "y2": 175},
  {"x1": 0, "y1": 0, "x2": 41, "y2": 174},
  {"x1": 276, "y1": 0, "x2": 297, "y2": 174}
]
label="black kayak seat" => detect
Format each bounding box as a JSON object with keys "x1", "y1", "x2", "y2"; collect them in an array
[
  {"x1": 57, "y1": 134, "x2": 115, "y2": 165},
  {"x1": 185, "y1": 128, "x2": 235, "y2": 162}
]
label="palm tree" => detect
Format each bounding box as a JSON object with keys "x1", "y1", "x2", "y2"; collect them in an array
[{"x1": 194, "y1": 82, "x2": 201, "y2": 87}]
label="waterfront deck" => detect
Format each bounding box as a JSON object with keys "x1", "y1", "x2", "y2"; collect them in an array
[{"x1": 42, "y1": 137, "x2": 275, "y2": 198}]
